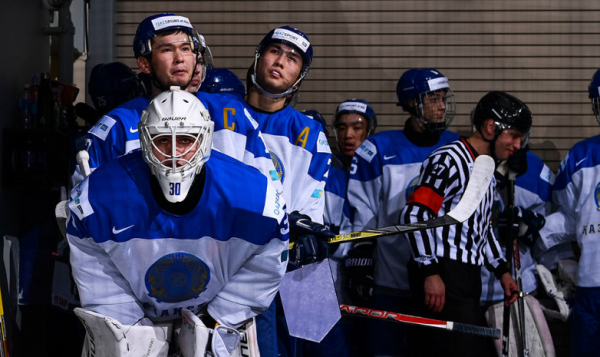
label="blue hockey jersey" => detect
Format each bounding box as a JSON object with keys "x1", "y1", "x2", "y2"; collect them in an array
[{"x1": 66, "y1": 151, "x2": 289, "y2": 328}]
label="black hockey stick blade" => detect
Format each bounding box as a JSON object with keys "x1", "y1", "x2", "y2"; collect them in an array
[
  {"x1": 324, "y1": 154, "x2": 495, "y2": 246},
  {"x1": 340, "y1": 304, "x2": 501, "y2": 340}
]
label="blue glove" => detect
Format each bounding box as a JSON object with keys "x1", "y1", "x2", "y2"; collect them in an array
[{"x1": 288, "y1": 211, "x2": 335, "y2": 266}]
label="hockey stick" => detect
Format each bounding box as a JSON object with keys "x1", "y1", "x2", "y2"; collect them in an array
[
  {"x1": 502, "y1": 178, "x2": 529, "y2": 357},
  {"x1": 289, "y1": 155, "x2": 495, "y2": 249},
  {"x1": 340, "y1": 304, "x2": 501, "y2": 340},
  {"x1": 0, "y1": 282, "x2": 8, "y2": 357},
  {"x1": 76, "y1": 150, "x2": 92, "y2": 178}
]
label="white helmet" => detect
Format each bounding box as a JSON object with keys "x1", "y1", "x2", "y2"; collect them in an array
[{"x1": 139, "y1": 87, "x2": 213, "y2": 202}]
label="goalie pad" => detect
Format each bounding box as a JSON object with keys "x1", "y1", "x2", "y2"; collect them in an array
[
  {"x1": 485, "y1": 295, "x2": 555, "y2": 357},
  {"x1": 74, "y1": 307, "x2": 170, "y2": 357},
  {"x1": 177, "y1": 309, "x2": 243, "y2": 357},
  {"x1": 536, "y1": 264, "x2": 570, "y2": 322}
]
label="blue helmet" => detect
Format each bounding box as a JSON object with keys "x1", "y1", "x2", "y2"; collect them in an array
[
  {"x1": 251, "y1": 26, "x2": 313, "y2": 98},
  {"x1": 199, "y1": 68, "x2": 246, "y2": 98},
  {"x1": 588, "y1": 69, "x2": 600, "y2": 125},
  {"x1": 301, "y1": 109, "x2": 329, "y2": 137},
  {"x1": 396, "y1": 68, "x2": 456, "y2": 132},
  {"x1": 133, "y1": 13, "x2": 199, "y2": 58},
  {"x1": 88, "y1": 62, "x2": 145, "y2": 114},
  {"x1": 333, "y1": 99, "x2": 378, "y2": 135}
]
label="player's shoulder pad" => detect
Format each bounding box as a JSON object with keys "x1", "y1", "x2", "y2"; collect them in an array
[
  {"x1": 196, "y1": 91, "x2": 259, "y2": 131},
  {"x1": 209, "y1": 151, "x2": 286, "y2": 223},
  {"x1": 355, "y1": 139, "x2": 378, "y2": 163},
  {"x1": 279, "y1": 107, "x2": 330, "y2": 153},
  {"x1": 68, "y1": 177, "x2": 94, "y2": 221},
  {"x1": 88, "y1": 97, "x2": 149, "y2": 141},
  {"x1": 525, "y1": 151, "x2": 556, "y2": 186}
]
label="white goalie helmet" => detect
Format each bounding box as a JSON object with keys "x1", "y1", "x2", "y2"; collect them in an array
[{"x1": 139, "y1": 87, "x2": 213, "y2": 203}]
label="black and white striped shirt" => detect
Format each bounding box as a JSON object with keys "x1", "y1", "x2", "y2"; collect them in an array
[{"x1": 400, "y1": 138, "x2": 506, "y2": 277}]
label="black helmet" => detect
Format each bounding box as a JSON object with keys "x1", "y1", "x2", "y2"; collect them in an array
[{"x1": 472, "y1": 91, "x2": 532, "y2": 136}]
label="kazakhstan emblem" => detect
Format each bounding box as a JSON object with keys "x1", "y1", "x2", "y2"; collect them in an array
[
  {"x1": 270, "y1": 152, "x2": 285, "y2": 183},
  {"x1": 405, "y1": 175, "x2": 420, "y2": 201},
  {"x1": 145, "y1": 252, "x2": 210, "y2": 303}
]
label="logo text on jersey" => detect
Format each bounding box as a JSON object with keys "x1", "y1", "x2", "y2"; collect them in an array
[
  {"x1": 130, "y1": 127, "x2": 139, "y2": 133},
  {"x1": 384, "y1": 155, "x2": 396, "y2": 160},
  {"x1": 112, "y1": 225, "x2": 135, "y2": 234}
]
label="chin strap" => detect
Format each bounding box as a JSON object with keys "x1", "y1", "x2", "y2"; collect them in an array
[{"x1": 250, "y1": 53, "x2": 304, "y2": 99}]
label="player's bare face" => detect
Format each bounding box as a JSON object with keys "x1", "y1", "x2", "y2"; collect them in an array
[
  {"x1": 421, "y1": 91, "x2": 448, "y2": 123},
  {"x1": 335, "y1": 114, "x2": 369, "y2": 158},
  {"x1": 151, "y1": 33, "x2": 196, "y2": 88},
  {"x1": 494, "y1": 128, "x2": 526, "y2": 161},
  {"x1": 256, "y1": 43, "x2": 302, "y2": 93},
  {"x1": 186, "y1": 61, "x2": 203, "y2": 93},
  {"x1": 152, "y1": 135, "x2": 200, "y2": 168}
]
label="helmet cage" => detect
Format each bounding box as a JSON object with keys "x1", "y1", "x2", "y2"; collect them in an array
[{"x1": 412, "y1": 89, "x2": 456, "y2": 133}]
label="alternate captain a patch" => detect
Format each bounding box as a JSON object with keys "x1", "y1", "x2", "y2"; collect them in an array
[
  {"x1": 145, "y1": 252, "x2": 210, "y2": 303},
  {"x1": 270, "y1": 152, "x2": 285, "y2": 183}
]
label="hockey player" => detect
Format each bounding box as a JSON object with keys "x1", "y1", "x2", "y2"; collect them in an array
[
  {"x1": 345, "y1": 68, "x2": 459, "y2": 356},
  {"x1": 186, "y1": 31, "x2": 213, "y2": 93},
  {"x1": 304, "y1": 100, "x2": 377, "y2": 357},
  {"x1": 77, "y1": 13, "x2": 274, "y2": 189},
  {"x1": 401, "y1": 91, "x2": 526, "y2": 357},
  {"x1": 239, "y1": 26, "x2": 333, "y2": 357},
  {"x1": 199, "y1": 67, "x2": 246, "y2": 98},
  {"x1": 66, "y1": 89, "x2": 289, "y2": 357},
  {"x1": 536, "y1": 69, "x2": 600, "y2": 356}
]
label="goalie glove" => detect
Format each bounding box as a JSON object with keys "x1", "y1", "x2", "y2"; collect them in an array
[
  {"x1": 288, "y1": 211, "x2": 334, "y2": 266},
  {"x1": 343, "y1": 241, "x2": 375, "y2": 305},
  {"x1": 498, "y1": 207, "x2": 546, "y2": 248}
]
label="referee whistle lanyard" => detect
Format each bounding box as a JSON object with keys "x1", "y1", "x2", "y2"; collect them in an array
[{"x1": 501, "y1": 177, "x2": 530, "y2": 357}]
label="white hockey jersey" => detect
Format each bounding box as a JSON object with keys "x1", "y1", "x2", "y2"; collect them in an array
[
  {"x1": 347, "y1": 129, "x2": 458, "y2": 290},
  {"x1": 549, "y1": 134, "x2": 600, "y2": 287},
  {"x1": 243, "y1": 103, "x2": 331, "y2": 223},
  {"x1": 66, "y1": 151, "x2": 289, "y2": 328}
]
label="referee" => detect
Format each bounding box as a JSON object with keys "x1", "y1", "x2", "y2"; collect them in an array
[{"x1": 401, "y1": 91, "x2": 528, "y2": 357}]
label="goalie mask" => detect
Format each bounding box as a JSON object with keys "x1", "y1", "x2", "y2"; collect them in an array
[
  {"x1": 139, "y1": 87, "x2": 213, "y2": 203},
  {"x1": 396, "y1": 68, "x2": 456, "y2": 133}
]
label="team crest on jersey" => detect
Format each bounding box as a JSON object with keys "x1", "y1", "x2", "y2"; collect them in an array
[
  {"x1": 595, "y1": 182, "x2": 600, "y2": 211},
  {"x1": 145, "y1": 252, "x2": 210, "y2": 303},
  {"x1": 270, "y1": 152, "x2": 285, "y2": 183},
  {"x1": 405, "y1": 175, "x2": 420, "y2": 201}
]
